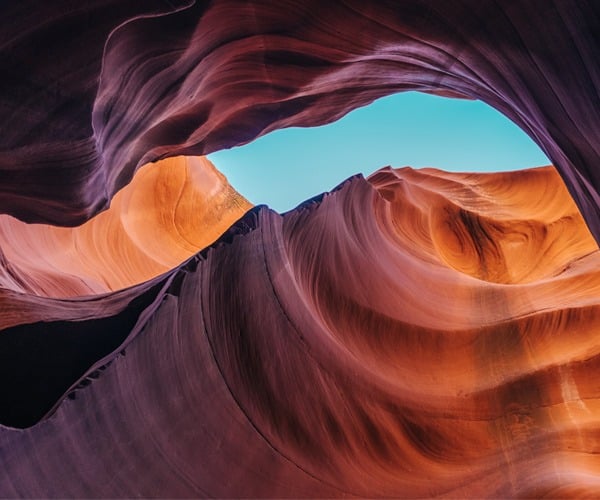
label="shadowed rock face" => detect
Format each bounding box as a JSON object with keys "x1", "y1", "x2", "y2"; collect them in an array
[
  {"x1": 0, "y1": 1, "x2": 599, "y2": 240},
  {"x1": 1, "y1": 1, "x2": 600, "y2": 498},
  {"x1": 2, "y1": 166, "x2": 600, "y2": 497}
]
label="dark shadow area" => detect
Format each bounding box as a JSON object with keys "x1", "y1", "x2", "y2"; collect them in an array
[
  {"x1": 0, "y1": 282, "x2": 165, "y2": 429},
  {"x1": 0, "y1": 204, "x2": 266, "y2": 430}
]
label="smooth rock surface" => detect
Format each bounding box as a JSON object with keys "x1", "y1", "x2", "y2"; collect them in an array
[
  {"x1": 2, "y1": 2, "x2": 600, "y2": 497},
  {"x1": 2, "y1": 166, "x2": 600, "y2": 497},
  {"x1": 0, "y1": 155, "x2": 250, "y2": 297},
  {"x1": 0, "y1": 1, "x2": 598, "y2": 244}
]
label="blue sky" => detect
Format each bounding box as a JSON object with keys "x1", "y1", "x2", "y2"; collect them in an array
[{"x1": 208, "y1": 91, "x2": 550, "y2": 213}]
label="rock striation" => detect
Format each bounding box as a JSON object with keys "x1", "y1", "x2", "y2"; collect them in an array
[
  {"x1": 2, "y1": 166, "x2": 600, "y2": 497},
  {"x1": 1, "y1": 1, "x2": 600, "y2": 497},
  {"x1": 0, "y1": 155, "x2": 250, "y2": 297},
  {"x1": 0, "y1": 1, "x2": 598, "y2": 243}
]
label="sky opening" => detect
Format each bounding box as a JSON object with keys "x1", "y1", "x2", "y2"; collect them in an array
[{"x1": 208, "y1": 91, "x2": 550, "y2": 213}]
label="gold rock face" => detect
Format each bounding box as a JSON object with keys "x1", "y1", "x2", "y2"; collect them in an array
[
  {"x1": 371, "y1": 166, "x2": 598, "y2": 285},
  {"x1": 0, "y1": 156, "x2": 251, "y2": 297}
]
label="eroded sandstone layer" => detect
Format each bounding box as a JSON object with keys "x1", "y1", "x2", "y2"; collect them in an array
[
  {"x1": 0, "y1": 155, "x2": 250, "y2": 297},
  {"x1": 0, "y1": 1, "x2": 598, "y2": 244},
  {"x1": 2, "y1": 166, "x2": 600, "y2": 497},
  {"x1": 1, "y1": 1, "x2": 599, "y2": 497}
]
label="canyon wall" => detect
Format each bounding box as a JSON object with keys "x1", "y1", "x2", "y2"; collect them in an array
[
  {"x1": 1, "y1": 1, "x2": 600, "y2": 497},
  {"x1": 0, "y1": 1, "x2": 598, "y2": 240},
  {"x1": 0, "y1": 155, "x2": 250, "y2": 296},
  {"x1": 2, "y1": 166, "x2": 600, "y2": 497}
]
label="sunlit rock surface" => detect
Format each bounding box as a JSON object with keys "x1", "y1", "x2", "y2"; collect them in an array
[
  {"x1": 1, "y1": 1, "x2": 600, "y2": 497},
  {"x1": 2, "y1": 166, "x2": 600, "y2": 497},
  {"x1": 0, "y1": 155, "x2": 250, "y2": 297}
]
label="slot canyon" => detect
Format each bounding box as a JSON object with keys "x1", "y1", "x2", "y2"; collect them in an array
[{"x1": 0, "y1": 1, "x2": 599, "y2": 497}]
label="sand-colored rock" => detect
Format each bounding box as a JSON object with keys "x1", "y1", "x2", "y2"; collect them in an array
[
  {"x1": 371, "y1": 166, "x2": 598, "y2": 285},
  {"x1": 0, "y1": 155, "x2": 250, "y2": 297},
  {"x1": 2, "y1": 165, "x2": 600, "y2": 497},
  {"x1": 1, "y1": 1, "x2": 599, "y2": 496}
]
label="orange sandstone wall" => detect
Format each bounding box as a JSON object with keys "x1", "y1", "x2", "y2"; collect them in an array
[
  {"x1": 0, "y1": 155, "x2": 250, "y2": 296},
  {"x1": 2, "y1": 165, "x2": 600, "y2": 497},
  {"x1": 1, "y1": 1, "x2": 599, "y2": 496}
]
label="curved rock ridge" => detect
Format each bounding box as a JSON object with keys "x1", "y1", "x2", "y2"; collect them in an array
[
  {"x1": 0, "y1": 1, "x2": 599, "y2": 246},
  {"x1": 369, "y1": 166, "x2": 598, "y2": 284},
  {"x1": 2, "y1": 166, "x2": 600, "y2": 497},
  {"x1": 0, "y1": 155, "x2": 251, "y2": 297}
]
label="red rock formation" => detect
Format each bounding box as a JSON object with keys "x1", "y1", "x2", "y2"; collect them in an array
[
  {"x1": 0, "y1": 155, "x2": 250, "y2": 296},
  {"x1": 2, "y1": 166, "x2": 600, "y2": 497},
  {"x1": 0, "y1": 1, "x2": 598, "y2": 243},
  {"x1": 1, "y1": 1, "x2": 600, "y2": 497}
]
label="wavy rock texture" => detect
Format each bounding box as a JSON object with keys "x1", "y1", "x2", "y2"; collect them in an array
[
  {"x1": 2, "y1": 1, "x2": 600, "y2": 498},
  {"x1": 2, "y1": 166, "x2": 600, "y2": 497},
  {"x1": 0, "y1": 155, "x2": 250, "y2": 297},
  {"x1": 0, "y1": 1, "x2": 599, "y2": 243}
]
